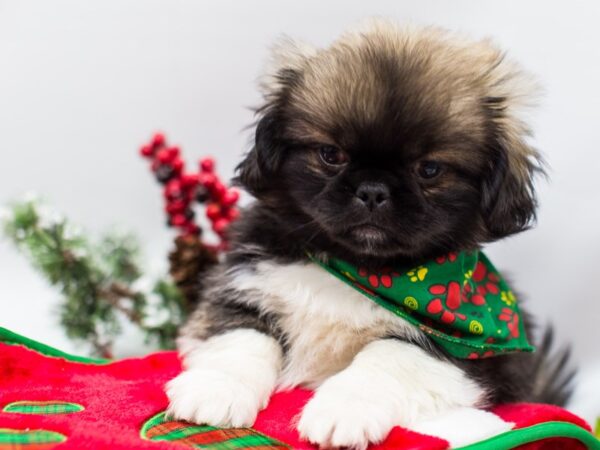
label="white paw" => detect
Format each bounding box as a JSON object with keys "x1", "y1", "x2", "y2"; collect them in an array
[
  {"x1": 297, "y1": 377, "x2": 396, "y2": 449},
  {"x1": 411, "y1": 407, "x2": 514, "y2": 448},
  {"x1": 166, "y1": 368, "x2": 269, "y2": 427}
]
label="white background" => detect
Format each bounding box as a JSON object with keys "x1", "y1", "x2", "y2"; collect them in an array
[{"x1": 1, "y1": 0, "x2": 599, "y2": 420}]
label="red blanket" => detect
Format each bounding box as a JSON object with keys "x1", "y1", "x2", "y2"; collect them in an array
[{"x1": 0, "y1": 327, "x2": 598, "y2": 450}]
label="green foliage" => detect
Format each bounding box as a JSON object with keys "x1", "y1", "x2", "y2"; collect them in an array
[{"x1": 2, "y1": 199, "x2": 187, "y2": 358}]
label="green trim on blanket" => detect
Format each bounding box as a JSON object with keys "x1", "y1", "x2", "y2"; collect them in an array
[
  {"x1": 456, "y1": 421, "x2": 600, "y2": 450},
  {"x1": 0, "y1": 326, "x2": 109, "y2": 364}
]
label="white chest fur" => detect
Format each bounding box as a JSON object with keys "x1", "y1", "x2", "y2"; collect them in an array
[{"x1": 231, "y1": 261, "x2": 424, "y2": 389}]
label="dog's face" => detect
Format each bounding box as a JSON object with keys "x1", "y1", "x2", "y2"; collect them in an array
[{"x1": 237, "y1": 22, "x2": 542, "y2": 261}]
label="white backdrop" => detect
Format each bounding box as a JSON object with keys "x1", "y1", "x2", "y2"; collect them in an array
[{"x1": 1, "y1": 0, "x2": 599, "y2": 418}]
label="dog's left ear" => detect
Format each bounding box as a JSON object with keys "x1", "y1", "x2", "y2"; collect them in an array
[
  {"x1": 476, "y1": 49, "x2": 545, "y2": 241},
  {"x1": 480, "y1": 133, "x2": 541, "y2": 240}
]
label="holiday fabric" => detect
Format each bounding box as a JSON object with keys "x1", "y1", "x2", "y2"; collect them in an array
[
  {"x1": 311, "y1": 250, "x2": 533, "y2": 359},
  {"x1": 0, "y1": 326, "x2": 598, "y2": 450}
]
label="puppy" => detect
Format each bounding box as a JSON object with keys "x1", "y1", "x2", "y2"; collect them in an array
[{"x1": 166, "y1": 21, "x2": 571, "y2": 449}]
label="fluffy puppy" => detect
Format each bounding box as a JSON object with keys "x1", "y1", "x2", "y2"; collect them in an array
[{"x1": 166, "y1": 21, "x2": 570, "y2": 449}]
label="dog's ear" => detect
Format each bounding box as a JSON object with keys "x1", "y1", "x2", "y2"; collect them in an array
[
  {"x1": 479, "y1": 93, "x2": 544, "y2": 239},
  {"x1": 235, "y1": 37, "x2": 315, "y2": 197},
  {"x1": 480, "y1": 136, "x2": 540, "y2": 240},
  {"x1": 234, "y1": 110, "x2": 283, "y2": 196},
  {"x1": 475, "y1": 49, "x2": 544, "y2": 241}
]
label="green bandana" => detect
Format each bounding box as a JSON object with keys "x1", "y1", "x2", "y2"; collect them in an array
[{"x1": 311, "y1": 250, "x2": 534, "y2": 359}]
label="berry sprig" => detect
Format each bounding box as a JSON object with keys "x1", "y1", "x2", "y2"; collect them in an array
[{"x1": 139, "y1": 133, "x2": 240, "y2": 250}]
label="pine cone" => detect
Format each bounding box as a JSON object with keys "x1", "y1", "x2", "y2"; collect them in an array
[{"x1": 168, "y1": 235, "x2": 218, "y2": 310}]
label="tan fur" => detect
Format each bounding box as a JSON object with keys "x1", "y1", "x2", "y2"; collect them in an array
[{"x1": 260, "y1": 18, "x2": 540, "y2": 190}]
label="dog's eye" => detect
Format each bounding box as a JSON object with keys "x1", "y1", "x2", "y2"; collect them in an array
[
  {"x1": 417, "y1": 160, "x2": 442, "y2": 179},
  {"x1": 319, "y1": 146, "x2": 348, "y2": 166}
]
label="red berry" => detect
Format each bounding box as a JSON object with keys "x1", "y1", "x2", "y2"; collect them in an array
[
  {"x1": 186, "y1": 189, "x2": 197, "y2": 202},
  {"x1": 151, "y1": 159, "x2": 160, "y2": 172},
  {"x1": 212, "y1": 218, "x2": 229, "y2": 234},
  {"x1": 206, "y1": 203, "x2": 221, "y2": 220},
  {"x1": 156, "y1": 149, "x2": 172, "y2": 164},
  {"x1": 225, "y1": 208, "x2": 240, "y2": 221},
  {"x1": 200, "y1": 157, "x2": 215, "y2": 173},
  {"x1": 167, "y1": 179, "x2": 182, "y2": 191},
  {"x1": 181, "y1": 173, "x2": 199, "y2": 188},
  {"x1": 165, "y1": 200, "x2": 186, "y2": 215},
  {"x1": 199, "y1": 172, "x2": 216, "y2": 189},
  {"x1": 221, "y1": 189, "x2": 240, "y2": 206},
  {"x1": 152, "y1": 133, "x2": 165, "y2": 148},
  {"x1": 140, "y1": 145, "x2": 154, "y2": 157},
  {"x1": 171, "y1": 214, "x2": 187, "y2": 227},
  {"x1": 211, "y1": 182, "x2": 227, "y2": 200},
  {"x1": 184, "y1": 223, "x2": 200, "y2": 235},
  {"x1": 171, "y1": 158, "x2": 184, "y2": 173},
  {"x1": 166, "y1": 146, "x2": 180, "y2": 160},
  {"x1": 165, "y1": 179, "x2": 183, "y2": 199}
]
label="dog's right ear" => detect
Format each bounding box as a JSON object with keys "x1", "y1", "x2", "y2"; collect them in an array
[
  {"x1": 234, "y1": 109, "x2": 283, "y2": 196},
  {"x1": 235, "y1": 37, "x2": 316, "y2": 197}
]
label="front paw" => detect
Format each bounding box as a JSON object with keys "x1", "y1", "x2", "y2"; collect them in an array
[
  {"x1": 166, "y1": 368, "x2": 269, "y2": 427},
  {"x1": 297, "y1": 377, "x2": 396, "y2": 449}
]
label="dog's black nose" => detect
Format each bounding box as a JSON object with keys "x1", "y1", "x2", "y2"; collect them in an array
[{"x1": 355, "y1": 182, "x2": 390, "y2": 210}]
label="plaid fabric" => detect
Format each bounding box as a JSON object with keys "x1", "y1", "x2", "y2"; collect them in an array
[
  {"x1": 0, "y1": 428, "x2": 66, "y2": 449},
  {"x1": 141, "y1": 412, "x2": 290, "y2": 449},
  {"x1": 2, "y1": 401, "x2": 84, "y2": 415}
]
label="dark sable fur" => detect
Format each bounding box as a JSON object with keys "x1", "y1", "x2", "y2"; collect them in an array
[{"x1": 183, "y1": 23, "x2": 572, "y2": 406}]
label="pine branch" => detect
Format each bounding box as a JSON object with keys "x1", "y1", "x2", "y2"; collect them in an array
[{"x1": 2, "y1": 199, "x2": 187, "y2": 357}]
